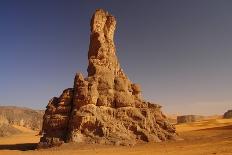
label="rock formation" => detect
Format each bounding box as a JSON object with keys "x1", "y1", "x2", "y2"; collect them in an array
[
  {"x1": 0, "y1": 106, "x2": 44, "y2": 131},
  {"x1": 38, "y1": 9, "x2": 178, "y2": 147},
  {"x1": 0, "y1": 124, "x2": 21, "y2": 137},
  {"x1": 223, "y1": 110, "x2": 232, "y2": 119},
  {"x1": 177, "y1": 115, "x2": 204, "y2": 124}
]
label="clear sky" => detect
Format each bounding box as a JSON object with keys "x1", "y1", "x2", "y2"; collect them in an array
[{"x1": 0, "y1": 0, "x2": 231, "y2": 115}]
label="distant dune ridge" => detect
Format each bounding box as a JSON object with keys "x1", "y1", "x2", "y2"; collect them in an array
[
  {"x1": 38, "y1": 9, "x2": 179, "y2": 148},
  {"x1": 0, "y1": 106, "x2": 44, "y2": 137}
]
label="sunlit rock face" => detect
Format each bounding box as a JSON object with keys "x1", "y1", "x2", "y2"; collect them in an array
[{"x1": 38, "y1": 9, "x2": 178, "y2": 148}]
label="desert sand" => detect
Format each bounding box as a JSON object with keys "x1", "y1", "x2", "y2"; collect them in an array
[{"x1": 0, "y1": 118, "x2": 231, "y2": 155}]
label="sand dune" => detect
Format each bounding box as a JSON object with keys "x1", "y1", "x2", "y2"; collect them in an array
[{"x1": 0, "y1": 118, "x2": 231, "y2": 155}]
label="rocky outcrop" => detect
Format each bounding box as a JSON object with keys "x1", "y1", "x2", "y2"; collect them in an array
[
  {"x1": 39, "y1": 9, "x2": 179, "y2": 148},
  {"x1": 0, "y1": 124, "x2": 21, "y2": 137},
  {"x1": 177, "y1": 115, "x2": 204, "y2": 124},
  {"x1": 223, "y1": 110, "x2": 232, "y2": 119},
  {"x1": 0, "y1": 106, "x2": 44, "y2": 131}
]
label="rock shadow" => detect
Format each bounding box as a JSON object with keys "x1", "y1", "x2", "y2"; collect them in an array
[{"x1": 0, "y1": 143, "x2": 37, "y2": 151}]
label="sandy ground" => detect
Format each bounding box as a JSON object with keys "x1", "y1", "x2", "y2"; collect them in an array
[{"x1": 0, "y1": 119, "x2": 232, "y2": 155}]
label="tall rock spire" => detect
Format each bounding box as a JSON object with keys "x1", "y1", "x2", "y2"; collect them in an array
[
  {"x1": 88, "y1": 9, "x2": 124, "y2": 77},
  {"x1": 38, "y1": 9, "x2": 179, "y2": 148}
]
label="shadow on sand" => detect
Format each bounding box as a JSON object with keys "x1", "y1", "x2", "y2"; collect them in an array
[
  {"x1": 0, "y1": 143, "x2": 37, "y2": 151},
  {"x1": 197, "y1": 124, "x2": 232, "y2": 131}
]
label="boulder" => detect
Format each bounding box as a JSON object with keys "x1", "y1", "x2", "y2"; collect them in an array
[{"x1": 223, "y1": 110, "x2": 232, "y2": 119}]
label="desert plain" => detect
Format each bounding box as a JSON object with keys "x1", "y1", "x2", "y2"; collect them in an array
[
  {"x1": 0, "y1": 118, "x2": 231, "y2": 155},
  {"x1": 1, "y1": 2, "x2": 232, "y2": 155}
]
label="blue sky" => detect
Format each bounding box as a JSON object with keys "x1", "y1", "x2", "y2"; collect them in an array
[{"x1": 0, "y1": 0, "x2": 231, "y2": 115}]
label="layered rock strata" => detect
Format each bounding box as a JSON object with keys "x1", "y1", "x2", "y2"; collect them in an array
[{"x1": 39, "y1": 9, "x2": 178, "y2": 147}]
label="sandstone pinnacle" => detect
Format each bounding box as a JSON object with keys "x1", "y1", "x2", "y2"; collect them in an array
[{"x1": 38, "y1": 9, "x2": 178, "y2": 148}]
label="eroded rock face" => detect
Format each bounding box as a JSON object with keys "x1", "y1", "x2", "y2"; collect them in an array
[
  {"x1": 38, "y1": 9, "x2": 178, "y2": 148},
  {"x1": 0, "y1": 106, "x2": 43, "y2": 131}
]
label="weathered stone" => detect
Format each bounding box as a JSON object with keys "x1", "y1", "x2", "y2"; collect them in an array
[
  {"x1": 38, "y1": 9, "x2": 178, "y2": 148},
  {"x1": 177, "y1": 115, "x2": 204, "y2": 124},
  {"x1": 131, "y1": 83, "x2": 141, "y2": 94},
  {"x1": 223, "y1": 110, "x2": 232, "y2": 119},
  {"x1": 0, "y1": 106, "x2": 44, "y2": 137}
]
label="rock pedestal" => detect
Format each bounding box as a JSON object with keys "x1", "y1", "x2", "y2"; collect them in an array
[{"x1": 38, "y1": 9, "x2": 178, "y2": 148}]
